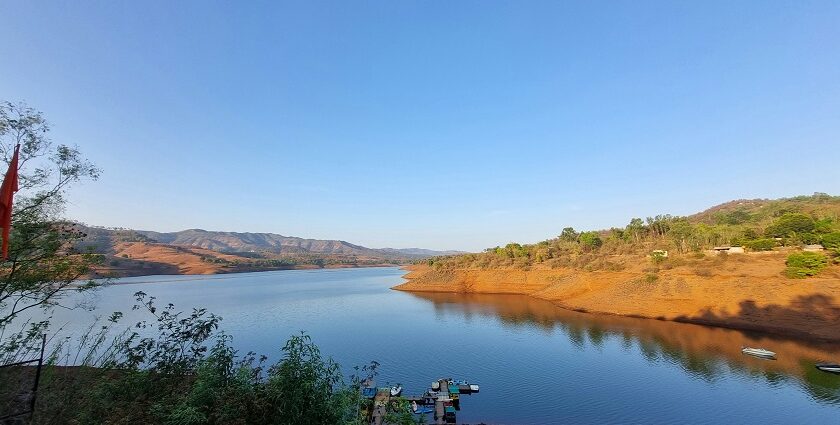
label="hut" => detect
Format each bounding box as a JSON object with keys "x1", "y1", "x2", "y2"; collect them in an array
[
  {"x1": 803, "y1": 244, "x2": 825, "y2": 252},
  {"x1": 712, "y1": 246, "x2": 744, "y2": 254}
]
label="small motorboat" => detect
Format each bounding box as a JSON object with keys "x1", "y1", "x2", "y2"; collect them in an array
[
  {"x1": 815, "y1": 363, "x2": 840, "y2": 374},
  {"x1": 741, "y1": 347, "x2": 777, "y2": 359},
  {"x1": 448, "y1": 379, "x2": 480, "y2": 394},
  {"x1": 390, "y1": 385, "x2": 403, "y2": 397},
  {"x1": 411, "y1": 401, "x2": 434, "y2": 415}
]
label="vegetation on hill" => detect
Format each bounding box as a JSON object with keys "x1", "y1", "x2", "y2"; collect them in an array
[
  {"x1": 424, "y1": 194, "x2": 840, "y2": 275},
  {"x1": 78, "y1": 225, "x2": 454, "y2": 277}
]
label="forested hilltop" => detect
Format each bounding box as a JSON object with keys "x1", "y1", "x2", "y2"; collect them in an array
[{"x1": 425, "y1": 193, "x2": 840, "y2": 272}]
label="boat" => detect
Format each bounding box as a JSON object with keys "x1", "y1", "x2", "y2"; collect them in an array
[
  {"x1": 411, "y1": 401, "x2": 434, "y2": 415},
  {"x1": 741, "y1": 347, "x2": 777, "y2": 359},
  {"x1": 431, "y1": 381, "x2": 440, "y2": 391},
  {"x1": 815, "y1": 363, "x2": 840, "y2": 374},
  {"x1": 469, "y1": 384, "x2": 480, "y2": 393},
  {"x1": 390, "y1": 385, "x2": 403, "y2": 396}
]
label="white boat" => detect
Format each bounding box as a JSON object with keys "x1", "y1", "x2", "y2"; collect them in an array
[
  {"x1": 390, "y1": 385, "x2": 403, "y2": 396},
  {"x1": 741, "y1": 347, "x2": 776, "y2": 359},
  {"x1": 469, "y1": 384, "x2": 480, "y2": 393},
  {"x1": 815, "y1": 363, "x2": 840, "y2": 374}
]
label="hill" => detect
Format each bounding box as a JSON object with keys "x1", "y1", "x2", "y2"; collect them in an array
[
  {"x1": 395, "y1": 193, "x2": 840, "y2": 341},
  {"x1": 422, "y1": 193, "x2": 840, "y2": 271},
  {"x1": 76, "y1": 226, "x2": 458, "y2": 277}
]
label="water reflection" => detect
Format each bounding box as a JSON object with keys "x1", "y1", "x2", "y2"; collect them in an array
[{"x1": 407, "y1": 291, "x2": 840, "y2": 405}]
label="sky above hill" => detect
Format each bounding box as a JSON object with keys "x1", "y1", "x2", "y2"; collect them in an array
[{"x1": 1, "y1": 1, "x2": 839, "y2": 251}]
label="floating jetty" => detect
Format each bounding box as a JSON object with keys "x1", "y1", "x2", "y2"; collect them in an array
[{"x1": 364, "y1": 377, "x2": 481, "y2": 424}]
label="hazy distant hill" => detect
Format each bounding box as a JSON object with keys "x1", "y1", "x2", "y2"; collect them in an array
[
  {"x1": 126, "y1": 229, "x2": 463, "y2": 259},
  {"x1": 76, "y1": 225, "x2": 461, "y2": 277}
]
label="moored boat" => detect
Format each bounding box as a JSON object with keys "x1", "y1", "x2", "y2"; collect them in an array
[
  {"x1": 411, "y1": 400, "x2": 434, "y2": 415},
  {"x1": 390, "y1": 385, "x2": 403, "y2": 396},
  {"x1": 741, "y1": 347, "x2": 776, "y2": 359},
  {"x1": 815, "y1": 363, "x2": 840, "y2": 374}
]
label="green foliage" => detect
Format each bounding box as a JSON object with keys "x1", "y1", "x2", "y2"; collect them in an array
[
  {"x1": 643, "y1": 273, "x2": 659, "y2": 283},
  {"x1": 765, "y1": 213, "x2": 816, "y2": 238},
  {"x1": 37, "y1": 295, "x2": 372, "y2": 425},
  {"x1": 821, "y1": 232, "x2": 840, "y2": 250},
  {"x1": 560, "y1": 227, "x2": 578, "y2": 242},
  {"x1": 625, "y1": 218, "x2": 647, "y2": 242},
  {"x1": 578, "y1": 231, "x2": 602, "y2": 251},
  {"x1": 743, "y1": 238, "x2": 777, "y2": 251},
  {"x1": 814, "y1": 218, "x2": 835, "y2": 234},
  {"x1": 494, "y1": 243, "x2": 529, "y2": 259},
  {"x1": 650, "y1": 251, "x2": 667, "y2": 265},
  {"x1": 784, "y1": 252, "x2": 828, "y2": 279},
  {"x1": 714, "y1": 210, "x2": 751, "y2": 225},
  {"x1": 417, "y1": 194, "x2": 840, "y2": 272},
  {"x1": 1, "y1": 101, "x2": 102, "y2": 358}
]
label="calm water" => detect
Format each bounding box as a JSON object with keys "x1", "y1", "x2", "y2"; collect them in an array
[{"x1": 37, "y1": 267, "x2": 840, "y2": 424}]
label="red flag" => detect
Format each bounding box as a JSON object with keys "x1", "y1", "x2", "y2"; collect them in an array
[{"x1": 0, "y1": 144, "x2": 20, "y2": 259}]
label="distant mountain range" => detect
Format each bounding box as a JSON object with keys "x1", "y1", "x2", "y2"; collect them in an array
[
  {"x1": 129, "y1": 228, "x2": 462, "y2": 258},
  {"x1": 76, "y1": 225, "x2": 464, "y2": 277}
]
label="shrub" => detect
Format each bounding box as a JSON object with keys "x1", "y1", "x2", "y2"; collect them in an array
[
  {"x1": 578, "y1": 232, "x2": 603, "y2": 251},
  {"x1": 36, "y1": 293, "x2": 383, "y2": 425},
  {"x1": 821, "y1": 232, "x2": 840, "y2": 250},
  {"x1": 743, "y1": 238, "x2": 777, "y2": 251},
  {"x1": 650, "y1": 251, "x2": 667, "y2": 265},
  {"x1": 784, "y1": 252, "x2": 828, "y2": 278},
  {"x1": 643, "y1": 273, "x2": 659, "y2": 283}
]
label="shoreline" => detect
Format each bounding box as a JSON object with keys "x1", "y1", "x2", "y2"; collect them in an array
[
  {"x1": 83, "y1": 264, "x2": 402, "y2": 284},
  {"x1": 392, "y1": 262, "x2": 840, "y2": 343}
]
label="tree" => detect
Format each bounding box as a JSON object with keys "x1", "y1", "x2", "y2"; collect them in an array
[
  {"x1": 625, "y1": 218, "x2": 646, "y2": 242},
  {"x1": 646, "y1": 215, "x2": 673, "y2": 238},
  {"x1": 667, "y1": 218, "x2": 694, "y2": 253},
  {"x1": 578, "y1": 231, "x2": 602, "y2": 251},
  {"x1": 765, "y1": 213, "x2": 816, "y2": 239},
  {"x1": 559, "y1": 227, "x2": 578, "y2": 242},
  {"x1": 0, "y1": 101, "x2": 101, "y2": 334}
]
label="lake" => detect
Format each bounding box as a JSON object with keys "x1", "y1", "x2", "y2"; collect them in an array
[{"x1": 36, "y1": 267, "x2": 840, "y2": 424}]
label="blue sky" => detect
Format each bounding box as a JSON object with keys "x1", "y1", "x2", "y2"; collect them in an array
[{"x1": 1, "y1": 1, "x2": 838, "y2": 251}]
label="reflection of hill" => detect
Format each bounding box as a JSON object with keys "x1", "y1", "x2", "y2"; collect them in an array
[
  {"x1": 408, "y1": 292, "x2": 840, "y2": 404},
  {"x1": 396, "y1": 264, "x2": 840, "y2": 342}
]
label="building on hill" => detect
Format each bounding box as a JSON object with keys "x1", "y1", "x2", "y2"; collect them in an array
[
  {"x1": 803, "y1": 244, "x2": 825, "y2": 252},
  {"x1": 711, "y1": 246, "x2": 744, "y2": 254}
]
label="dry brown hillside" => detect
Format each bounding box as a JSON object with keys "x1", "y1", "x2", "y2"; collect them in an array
[{"x1": 395, "y1": 250, "x2": 840, "y2": 342}]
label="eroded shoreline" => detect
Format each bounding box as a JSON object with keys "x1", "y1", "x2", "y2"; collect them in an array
[{"x1": 393, "y1": 261, "x2": 840, "y2": 343}]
